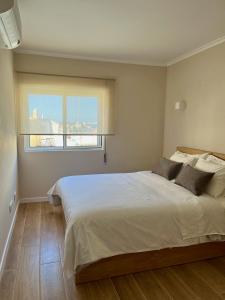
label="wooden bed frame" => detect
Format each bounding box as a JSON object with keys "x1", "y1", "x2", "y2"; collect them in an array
[{"x1": 75, "y1": 146, "x2": 225, "y2": 284}]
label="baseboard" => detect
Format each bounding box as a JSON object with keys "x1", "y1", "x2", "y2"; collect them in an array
[
  {"x1": 0, "y1": 202, "x2": 19, "y2": 282},
  {"x1": 20, "y1": 196, "x2": 48, "y2": 203}
]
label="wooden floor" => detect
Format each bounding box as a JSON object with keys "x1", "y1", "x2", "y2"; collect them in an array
[{"x1": 1, "y1": 203, "x2": 225, "y2": 299}]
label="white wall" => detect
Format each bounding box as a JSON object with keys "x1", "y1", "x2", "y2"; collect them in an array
[
  {"x1": 164, "y1": 41, "x2": 225, "y2": 157},
  {"x1": 0, "y1": 49, "x2": 17, "y2": 270},
  {"x1": 14, "y1": 53, "x2": 166, "y2": 199}
]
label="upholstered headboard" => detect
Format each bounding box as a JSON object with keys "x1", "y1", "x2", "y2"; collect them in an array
[{"x1": 177, "y1": 146, "x2": 225, "y2": 161}]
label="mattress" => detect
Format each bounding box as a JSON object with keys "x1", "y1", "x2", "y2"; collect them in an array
[{"x1": 48, "y1": 171, "x2": 225, "y2": 278}]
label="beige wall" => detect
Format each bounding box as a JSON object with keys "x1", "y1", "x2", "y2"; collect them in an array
[
  {"x1": 0, "y1": 0, "x2": 13, "y2": 12},
  {"x1": 14, "y1": 53, "x2": 166, "y2": 199},
  {"x1": 164, "y1": 42, "x2": 225, "y2": 157},
  {"x1": 0, "y1": 50, "x2": 17, "y2": 269}
]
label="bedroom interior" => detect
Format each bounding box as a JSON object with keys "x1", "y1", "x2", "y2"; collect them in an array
[{"x1": 1, "y1": 0, "x2": 225, "y2": 299}]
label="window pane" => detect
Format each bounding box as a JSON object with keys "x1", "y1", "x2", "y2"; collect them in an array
[
  {"x1": 28, "y1": 94, "x2": 63, "y2": 134},
  {"x1": 66, "y1": 135, "x2": 100, "y2": 147},
  {"x1": 29, "y1": 135, "x2": 63, "y2": 148},
  {"x1": 66, "y1": 96, "x2": 99, "y2": 134}
]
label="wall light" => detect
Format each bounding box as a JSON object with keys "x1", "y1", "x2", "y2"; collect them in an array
[{"x1": 175, "y1": 100, "x2": 186, "y2": 111}]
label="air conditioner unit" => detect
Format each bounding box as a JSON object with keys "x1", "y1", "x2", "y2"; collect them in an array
[{"x1": 0, "y1": 2, "x2": 21, "y2": 49}]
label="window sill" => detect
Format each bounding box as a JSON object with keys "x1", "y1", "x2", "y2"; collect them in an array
[{"x1": 24, "y1": 147, "x2": 104, "y2": 153}]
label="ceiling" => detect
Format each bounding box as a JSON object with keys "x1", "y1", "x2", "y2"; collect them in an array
[{"x1": 17, "y1": 0, "x2": 225, "y2": 66}]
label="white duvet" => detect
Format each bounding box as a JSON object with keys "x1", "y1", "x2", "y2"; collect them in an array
[{"x1": 48, "y1": 171, "x2": 225, "y2": 277}]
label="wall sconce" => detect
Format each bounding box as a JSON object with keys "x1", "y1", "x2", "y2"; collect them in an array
[{"x1": 174, "y1": 100, "x2": 186, "y2": 111}]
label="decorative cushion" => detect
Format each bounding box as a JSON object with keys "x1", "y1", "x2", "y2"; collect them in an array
[
  {"x1": 175, "y1": 165, "x2": 214, "y2": 196},
  {"x1": 152, "y1": 158, "x2": 183, "y2": 180}
]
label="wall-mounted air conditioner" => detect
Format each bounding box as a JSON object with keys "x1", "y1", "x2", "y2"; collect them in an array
[{"x1": 0, "y1": 0, "x2": 21, "y2": 49}]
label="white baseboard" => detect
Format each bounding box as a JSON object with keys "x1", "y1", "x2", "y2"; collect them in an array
[
  {"x1": 0, "y1": 202, "x2": 19, "y2": 282},
  {"x1": 20, "y1": 196, "x2": 48, "y2": 203}
]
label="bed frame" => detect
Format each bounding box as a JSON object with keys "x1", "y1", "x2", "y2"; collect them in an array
[{"x1": 75, "y1": 146, "x2": 225, "y2": 284}]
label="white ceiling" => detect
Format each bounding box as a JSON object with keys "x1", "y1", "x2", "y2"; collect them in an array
[{"x1": 17, "y1": 0, "x2": 225, "y2": 66}]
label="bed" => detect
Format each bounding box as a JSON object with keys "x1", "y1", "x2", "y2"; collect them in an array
[{"x1": 48, "y1": 147, "x2": 225, "y2": 284}]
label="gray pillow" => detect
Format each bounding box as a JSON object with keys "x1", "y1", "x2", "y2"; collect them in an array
[
  {"x1": 152, "y1": 158, "x2": 183, "y2": 180},
  {"x1": 175, "y1": 165, "x2": 214, "y2": 196}
]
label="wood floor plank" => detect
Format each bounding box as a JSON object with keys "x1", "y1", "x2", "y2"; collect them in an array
[
  {"x1": 75, "y1": 279, "x2": 120, "y2": 300},
  {"x1": 53, "y1": 205, "x2": 65, "y2": 261},
  {"x1": 172, "y1": 264, "x2": 223, "y2": 300},
  {"x1": 5, "y1": 243, "x2": 22, "y2": 271},
  {"x1": 41, "y1": 262, "x2": 66, "y2": 300},
  {"x1": 40, "y1": 202, "x2": 60, "y2": 264},
  {"x1": 5, "y1": 204, "x2": 27, "y2": 270},
  {"x1": 13, "y1": 245, "x2": 40, "y2": 300},
  {"x1": 187, "y1": 260, "x2": 225, "y2": 294},
  {"x1": 73, "y1": 282, "x2": 92, "y2": 300},
  {"x1": 95, "y1": 279, "x2": 120, "y2": 300},
  {"x1": 209, "y1": 257, "x2": 225, "y2": 279},
  {"x1": 134, "y1": 271, "x2": 172, "y2": 300},
  {"x1": 22, "y1": 203, "x2": 41, "y2": 246},
  {"x1": 11, "y1": 204, "x2": 27, "y2": 245},
  {"x1": 112, "y1": 274, "x2": 147, "y2": 300},
  {"x1": 153, "y1": 267, "x2": 199, "y2": 300},
  {"x1": 0, "y1": 270, "x2": 17, "y2": 300}
]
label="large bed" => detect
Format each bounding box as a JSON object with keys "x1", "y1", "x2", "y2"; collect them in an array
[{"x1": 48, "y1": 147, "x2": 225, "y2": 283}]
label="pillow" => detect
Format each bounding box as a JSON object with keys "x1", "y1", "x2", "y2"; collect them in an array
[
  {"x1": 206, "y1": 155, "x2": 225, "y2": 166},
  {"x1": 170, "y1": 151, "x2": 196, "y2": 166},
  {"x1": 195, "y1": 158, "x2": 225, "y2": 197},
  {"x1": 152, "y1": 158, "x2": 183, "y2": 180},
  {"x1": 186, "y1": 152, "x2": 208, "y2": 159},
  {"x1": 170, "y1": 151, "x2": 208, "y2": 167},
  {"x1": 175, "y1": 165, "x2": 214, "y2": 196}
]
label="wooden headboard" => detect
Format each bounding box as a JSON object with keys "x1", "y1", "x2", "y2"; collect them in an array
[{"x1": 177, "y1": 146, "x2": 225, "y2": 161}]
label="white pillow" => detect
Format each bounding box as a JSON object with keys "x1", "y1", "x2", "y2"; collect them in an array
[
  {"x1": 207, "y1": 155, "x2": 225, "y2": 166},
  {"x1": 195, "y1": 158, "x2": 225, "y2": 197},
  {"x1": 170, "y1": 151, "x2": 196, "y2": 166},
  {"x1": 170, "y1": 151, "x2": 208, "y2": 167},
  {"x1": 190, "y1": 153, "x2": 209, "y2": 159}
]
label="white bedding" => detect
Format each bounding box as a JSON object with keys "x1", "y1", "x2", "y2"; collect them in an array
[{"x1": 48, "y1": 171, "x2": 225, "y2": 278}]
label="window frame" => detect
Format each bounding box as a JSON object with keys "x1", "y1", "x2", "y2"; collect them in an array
[{"x1": 24, "y1": 134, "x2": 104, "y2": 152}]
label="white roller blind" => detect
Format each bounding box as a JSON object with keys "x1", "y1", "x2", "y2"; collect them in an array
[{"x1": 17, "y1": 73, "x2": 115, "y2": 135}]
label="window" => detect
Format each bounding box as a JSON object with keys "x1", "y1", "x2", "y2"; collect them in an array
[
  {"x1": 25, "y1": 134, "x2": 103, "y2": 151},
  {"x1": 24, "y1": 93, "x2": 102, "y2": 150},
  {"x1": 26, "y1": 94, "x2": 100, "y2": 136},
  {"x1": 18, "y1": 73, "x2": 114, "y2": 151}
]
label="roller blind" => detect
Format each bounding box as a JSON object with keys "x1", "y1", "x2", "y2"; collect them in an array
[{"x1": 17, "y1": 73, "x2": 115, "y2": 135}]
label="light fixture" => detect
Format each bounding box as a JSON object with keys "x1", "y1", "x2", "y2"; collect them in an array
[{"x1": 174, "y1": 100, "x2": 186, "y2": 111}]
